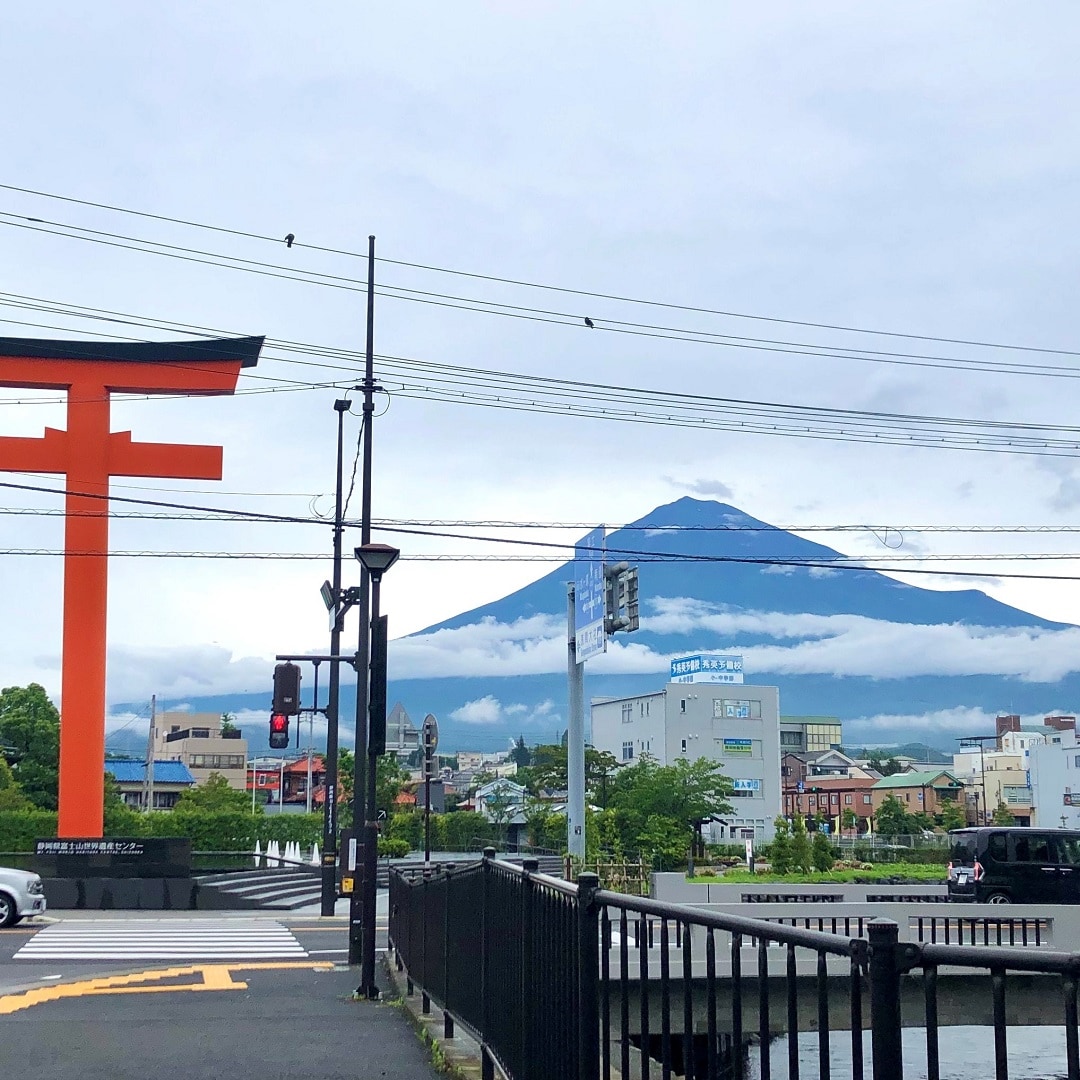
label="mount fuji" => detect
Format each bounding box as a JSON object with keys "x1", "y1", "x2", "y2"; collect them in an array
[{"x1": 149, "y1": 497, "x2": 1080, "y2": 753}]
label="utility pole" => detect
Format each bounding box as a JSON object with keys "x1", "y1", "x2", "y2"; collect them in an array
[
  {"x1": 319, "y1": 397, "x2": 360, "y2": 915},
  {"x1": 566, "y1": 584, "x2": 586, "y2": 861},
  {"x1": 349, "y1": 235, "x2": 378, "y2": 981},
  {"x1": 141, "y1": 694, "x2": 156, "y2": 812}
]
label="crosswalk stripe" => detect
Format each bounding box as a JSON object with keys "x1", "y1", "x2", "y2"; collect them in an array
[{"x1": 14, "y1": 920, "x2": 308, "y2": 960}]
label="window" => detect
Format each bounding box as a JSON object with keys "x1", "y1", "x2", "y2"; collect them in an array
[
  {"x1": 1011, "y1": 834, "x2": 1057, "y2": 863},
  {"x1": 844, "y1": 794, "x2": 852, "y2": 805},
  {"x1": 862, "y1": 795, "x2": 872, "y2": 805},
  {"x1": 192, "y1": 728, "x2": 211, "y2": 738},
  {"x1": 621, "y1": 704, "x2": 633, "y2": 723},
  {"x1": 714, "y1": 699, "x2": 763, "y2": 720},
  {"x1": 640, "y1": 701, "x2": 650, "y2": 718},
  {"x1": 831, "y1": 793, "x2": 838, "y2": 804},
  {"x1": 681, "y1": 739, "x2": 687, "y2": 753},
  {"x1": 680, "y1": 700, "x2": 687, "y2": 714},
  {"x1": 621, "y1": 742, "x2": 634, "y2": 761},
  {"x1": 1074, "y1": 754, "x2": 1080, "y2": 769},
  {"x1": 780, "y1": 731, "x2": 803, "y2": 746}
]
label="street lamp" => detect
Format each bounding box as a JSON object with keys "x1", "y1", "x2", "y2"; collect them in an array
[{"x1": 353, "y1": 541, "x2": 399, "y2": 998}]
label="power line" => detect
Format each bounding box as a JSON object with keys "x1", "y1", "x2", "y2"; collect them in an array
[
  {"x1": 8, "y1": 478, "x2": 1080, "y2": 580},
  {"x1": 5, "y1": 293, "x2": 1080, "y2": 459},
  {"x1": 7, "y1": 213, "x2": 1080, "y2": 383},
  {"x1": 4, "y1": 180, "x2": 1079, "y2": 360}
]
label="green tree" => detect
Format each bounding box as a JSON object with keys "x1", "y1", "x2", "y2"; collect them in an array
[
  {"x1": 482, "y1": 785, "x2": 520, "y2": 843},
  {"x1": 220, "y1": 712, "x2": 239, "y2": 736},
  {"x1": 790, "y1": 814, "x2": 812, "y2": 874},
  {"x1": 991, "y1": 802, "x2": 1015, "y2": 826},
  {"x1": 0, "y1": 755, "x2": 32, "y2": 811},
  {"x1": 769, "y1": 816, "x2": 793, "y2": 874},
  {"x1": 509, "y1": 736, "x2": 532, "y2": 769},
  {"x1": 937, "y1": 798, "x2": 966, "y2": 831},
  {"x1": 873, "y1": 794, "x2": 912, "y2": 838},
  {"x1": 0, "y1": 684, "x2": 61, "y2": 809},
  {"x1": 176, "y1": 773, "x2": 254, "y2": 813},
  {"x1": 103, "y1": 770, "x2": 142, "y2": 834},
  {"x1": 337, "y1": 751, "x2": 410, "y2": 827},
  {"x1": 376, "y1": 755, "x2": 410, "y2": 818},
  {"x1": 608, "y1": 756, "x2": 732, "y2": 829},
  {"x1": 811, "y1": 822, "x2": 835, "y2": 872},
  {"x1": 525, "y1": 744, "x2": 622, "y2": 806},
  {"x1": 841, "y1": 807, "x2": 858, "y2": 834},
  {"x1": 638, "y1": 815, "x2": 690, "y2": 871},
  {"x1": 868, "y1": 755, "x2": 905, "y2": 777}
]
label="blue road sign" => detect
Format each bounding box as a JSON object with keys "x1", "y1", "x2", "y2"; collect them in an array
[{"x1": 575, "y1": 526, "x2": 606, "y2": 662}]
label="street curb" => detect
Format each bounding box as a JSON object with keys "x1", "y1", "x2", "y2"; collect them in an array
[{"x1": 382, "y1": 955, "x2": 484, "y2": 1079}]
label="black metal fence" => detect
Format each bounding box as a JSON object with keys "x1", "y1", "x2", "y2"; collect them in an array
[{"x1": 388, "y1": 851, "x2": 1080, "y2": 1080}]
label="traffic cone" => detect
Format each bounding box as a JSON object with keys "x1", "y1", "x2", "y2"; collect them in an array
[{"x1": 254, "y1": 840, "x2": 262, "y2": 868}]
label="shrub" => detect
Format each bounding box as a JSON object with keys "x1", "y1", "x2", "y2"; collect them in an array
[{"x1": 378, "y1": 837, "x2": 410, "y2": 858}]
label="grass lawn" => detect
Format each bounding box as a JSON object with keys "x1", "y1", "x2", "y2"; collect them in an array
[{"x1": 688, "y1": 863, "x2": 946, "y2": 884}]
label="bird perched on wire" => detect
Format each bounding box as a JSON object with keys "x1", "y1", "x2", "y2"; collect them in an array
[
  {"x1": 584, "y1": 317, "x2": 594, "y2": 328},
  {"x1": 284, "y1": 233, "x2": 295, "y2": 248}
]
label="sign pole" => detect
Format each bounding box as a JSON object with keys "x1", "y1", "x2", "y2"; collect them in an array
[{"x1": 567, "y1": 582, "x2": 586, "y2": 862}]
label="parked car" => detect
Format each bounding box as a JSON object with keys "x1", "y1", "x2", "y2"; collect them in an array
[
  {"x1": 0, "y1": 865, "x2": 47, "y2": 927},
  {"x1": 947, "y1": 827, "x2": 1080, "y2": 904}
]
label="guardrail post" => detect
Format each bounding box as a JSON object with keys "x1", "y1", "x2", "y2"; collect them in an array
[
  {"x1": 481, "y1": 846, "x2": 495, "y2": 1066},
  {"x1": 867, "y1": 918, "x2": 904, "y2": 1080},
  {"x1": 521, "y1": 858, "x2": 539, "y2": 1080},
  {"x1": 577, "y1": 871, "x2": 601, "y2": 1080},
  {"x1": 443, "y1": 866, "x2": 455, "y2": 1040}
]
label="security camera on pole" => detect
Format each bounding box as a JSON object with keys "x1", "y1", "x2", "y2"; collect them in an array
[{"x1": 567, "y1": 528, "x2": 639, "y2": 861}]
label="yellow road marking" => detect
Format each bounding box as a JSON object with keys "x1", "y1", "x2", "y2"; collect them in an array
[{"x1": 0, "y1": 961, "x2": 334, "y2": 1016}]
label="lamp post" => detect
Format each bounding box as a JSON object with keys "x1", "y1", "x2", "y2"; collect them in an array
[{"x1": 353, "y1": 541, "x2": 399, "y2": 998}]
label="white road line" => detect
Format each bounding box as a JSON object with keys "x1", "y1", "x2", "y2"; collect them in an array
[{"x1": 14, "y1": 920, "x2": 308, "y2": 960}]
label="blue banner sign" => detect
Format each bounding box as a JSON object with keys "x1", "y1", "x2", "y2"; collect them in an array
[
  {"x1": 574, "y1": 527, "x2": 606, "y2": 662},
  {"x1": 670, "y1": 654, "x2": 744, "y2": 684}
]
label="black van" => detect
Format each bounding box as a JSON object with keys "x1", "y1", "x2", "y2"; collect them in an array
[{"x1": 947, "y1": 827, "x2": 1080, "y2": 904}]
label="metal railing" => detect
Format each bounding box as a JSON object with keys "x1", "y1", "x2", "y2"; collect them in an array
[{"x1": 389, "y1": 850, "x2": 1080, "y2": 1080}]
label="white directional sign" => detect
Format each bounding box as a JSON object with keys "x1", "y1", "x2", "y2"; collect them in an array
[{"x1": 574, "y1": 527, "x2": 606, "y2": 662}]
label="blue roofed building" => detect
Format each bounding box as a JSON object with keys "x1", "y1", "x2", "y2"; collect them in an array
[{"x1": 104, "y1": 757, "x2": 196, "y2": 810}]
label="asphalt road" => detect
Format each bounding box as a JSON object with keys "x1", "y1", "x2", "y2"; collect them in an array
[{"x1": 0, "y1": 897, "x2": 436, "y2": 1080}]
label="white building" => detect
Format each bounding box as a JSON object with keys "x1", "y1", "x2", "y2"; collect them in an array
[
  {"x1": 1029, "y1": 726, "x2": 1080, "y2": 828},
  {"x1": 955, "y1": 715, "x2": 1077, "y2": 826},
  {"x1": 591, "y1": 681, "x2": 781, "y2": 841}
]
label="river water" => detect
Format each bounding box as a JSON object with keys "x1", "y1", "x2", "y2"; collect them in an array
[{"x1": 740, "y1": 1026, "x2": 1070, "y2": 1079}]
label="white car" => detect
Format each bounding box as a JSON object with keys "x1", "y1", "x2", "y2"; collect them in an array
[{"x1": 0, "y1": 866, "x2": 47, "y2": 927}]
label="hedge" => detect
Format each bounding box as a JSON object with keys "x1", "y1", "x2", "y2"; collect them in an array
[{"x1": 0, "y1": 808, "x2": 325, "y2": 853}]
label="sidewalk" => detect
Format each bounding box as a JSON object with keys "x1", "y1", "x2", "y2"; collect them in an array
[{"x1": 1, "y1": 954, "x2": 447, "y2": 1080}]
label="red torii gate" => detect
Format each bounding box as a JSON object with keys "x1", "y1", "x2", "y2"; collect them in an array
[{"x1": 0, "y1": 335, "x2": 263, "y2": 837}]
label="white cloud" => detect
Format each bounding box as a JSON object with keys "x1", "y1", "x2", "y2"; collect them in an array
[
  {"x1": 450, "y1": 695, "x2": 561, "y2": 726},
  {"x1": 104, "y1": 645, "x2": 274, "y2": 706},
  {"x1": 390, "y1": 614, "x2": 566, "y2": 679},
  {"x1": 387, "y1": 599, "x2": 1080, "y2": 684}
]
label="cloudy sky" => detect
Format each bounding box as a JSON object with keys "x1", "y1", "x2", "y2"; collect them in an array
[{"x1": 4, "y1": 4, "x2": 1080, "y2": 729}]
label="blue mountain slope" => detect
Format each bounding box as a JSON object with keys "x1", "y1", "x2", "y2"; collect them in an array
[
  {"x1": 426, "y1": 497, "x2": 1066, "y2": 635},
  {"x1": 135, "y1": 498, "x2": 1078, "y2": 752}
]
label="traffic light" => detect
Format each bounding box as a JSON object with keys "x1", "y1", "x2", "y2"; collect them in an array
[
  {"x1": 269, "y1": 713, "x2": 290, "y2": 750},
  {"x1": 272, "y1": 662, "x2": 302, "y2": 715},
  {"x1": 422, "y1": 714, "x2": 440, "y2": 780},
  {"x1": 604, "y1": 561, "x2": 640, "y2": 635}
]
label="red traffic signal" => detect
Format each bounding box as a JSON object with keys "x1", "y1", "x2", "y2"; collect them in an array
[{"x1": 269, "y1": 713, "x2": 290, "y2": 750}]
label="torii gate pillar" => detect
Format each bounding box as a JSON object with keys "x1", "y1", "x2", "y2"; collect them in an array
[{"x1": 0, "y1": 336, "x2": 263, "y2": 837}]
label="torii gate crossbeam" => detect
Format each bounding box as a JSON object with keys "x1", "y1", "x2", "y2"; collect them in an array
[{"x1": 0, "y1": 336, "x2": 263, "y2": 837}]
